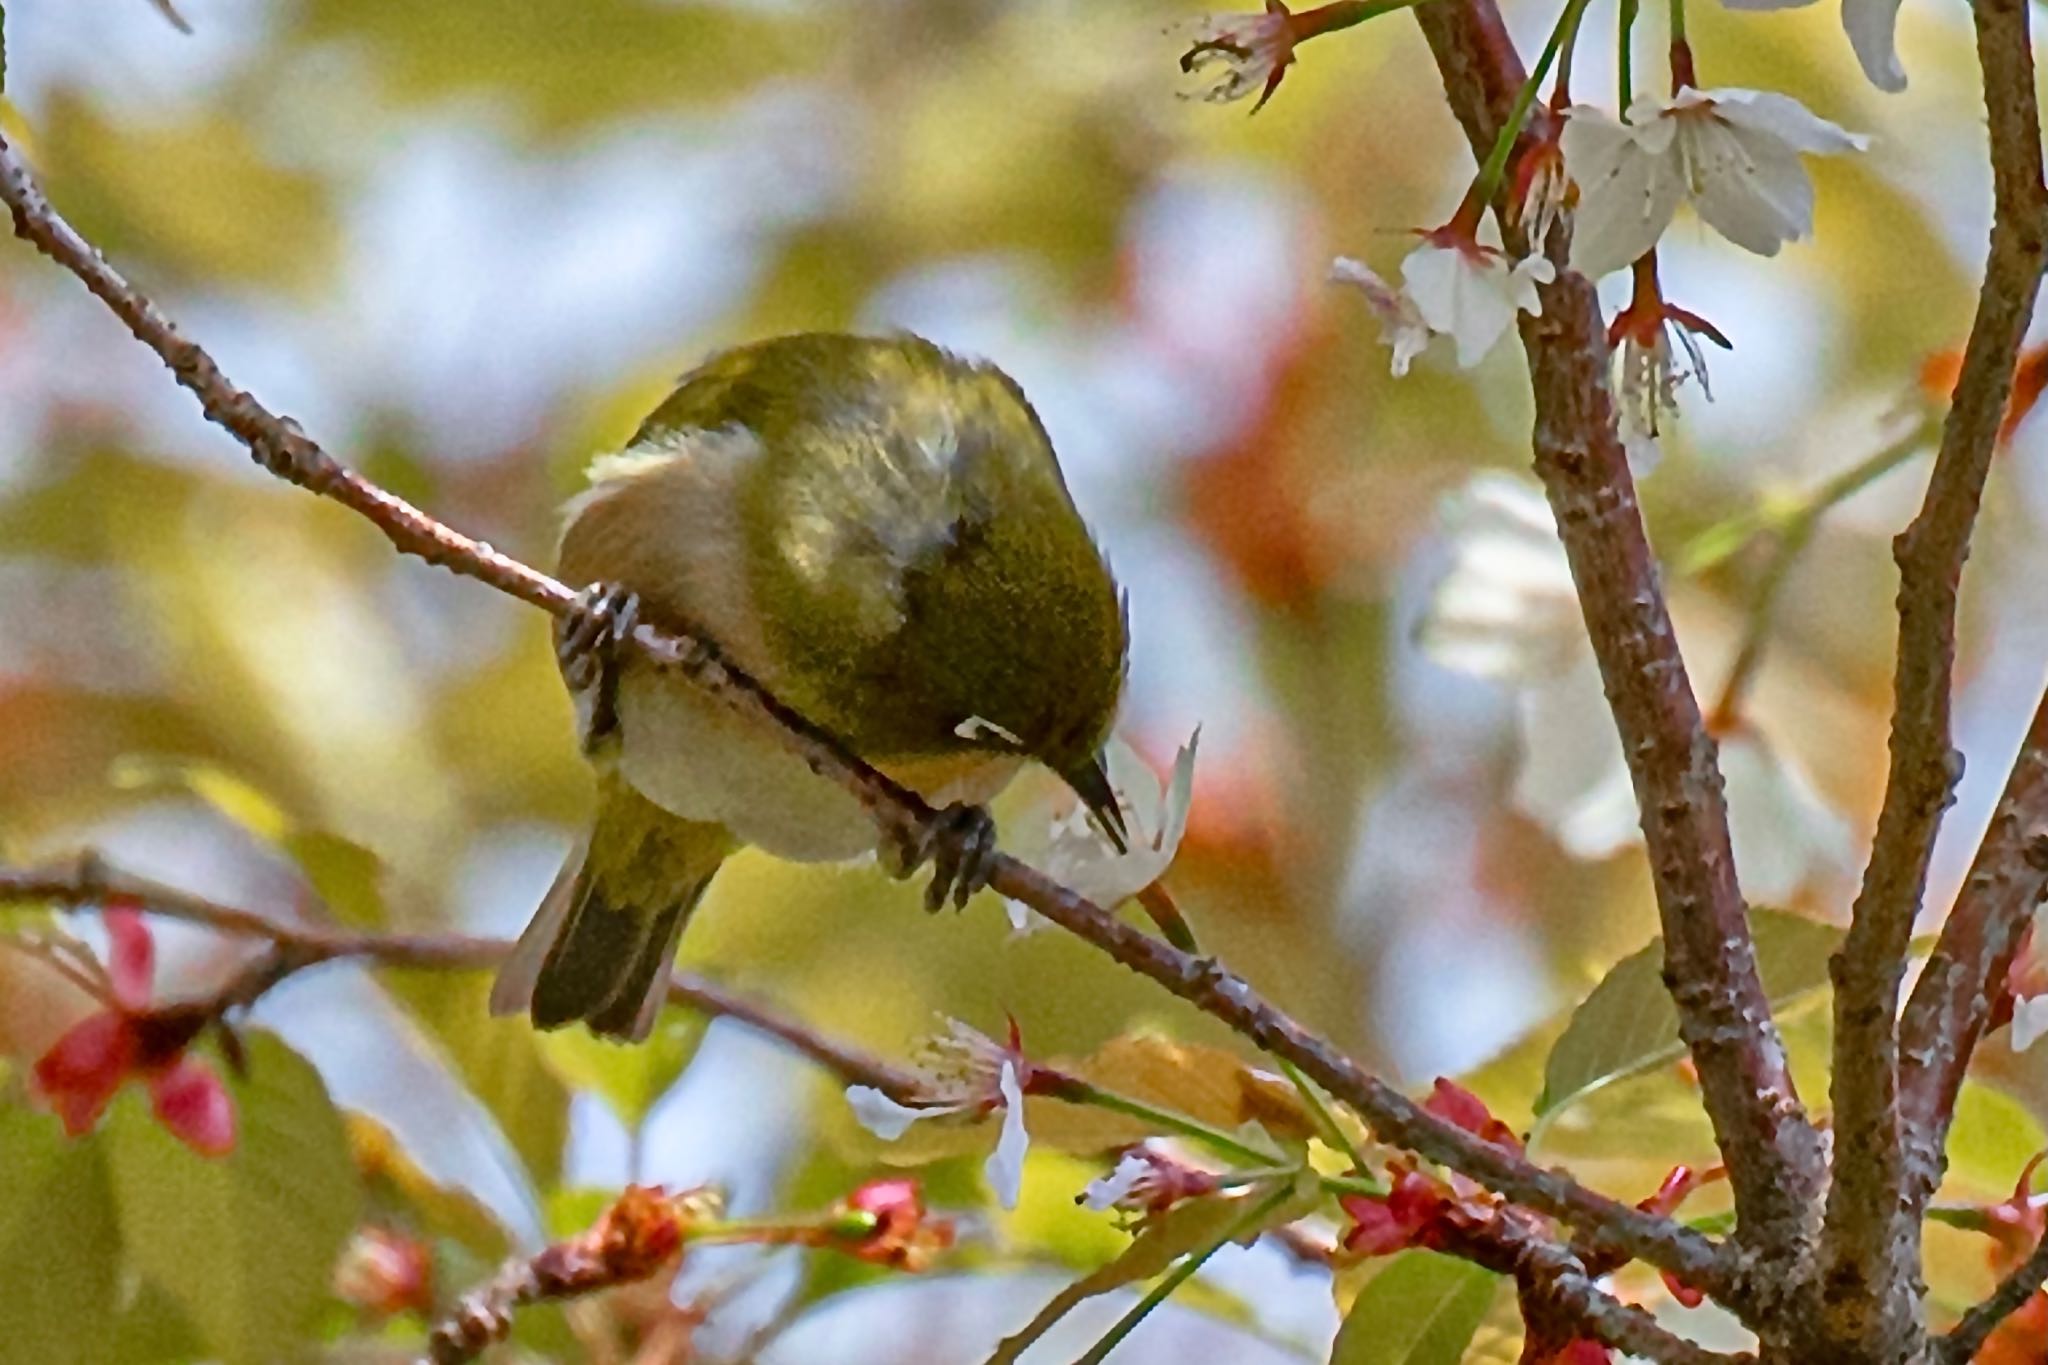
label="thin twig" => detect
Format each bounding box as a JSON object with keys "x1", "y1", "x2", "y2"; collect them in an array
[
  {"x1": 1822, "y1": 0, "x2": 2048, "y2": 1347},
  {"x1": 423, "y1": 1185, "x2": 689, "y2": 1365},
  {"x1": 1942, "y1": 1227, "x2": 2048, "y2": 1364},
  {"x1": 1409, "y1": 0, "x2": 1824, "y2": 1253},
  {"x1": 0, "y1": 858, "x2": 923, "y2": 1098},
  {"x1": 0, "y1": 127, "x2": 1740, "y2": 1306}
]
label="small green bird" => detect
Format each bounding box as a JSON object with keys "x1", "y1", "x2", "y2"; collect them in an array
[{"x1": 491, "y1": 332, "x2": 1129, "y2": 1041}]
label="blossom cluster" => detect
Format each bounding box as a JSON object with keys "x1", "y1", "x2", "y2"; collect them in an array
[{"x1": 1179, "y1": 0, "x2": 1885, "y2": 465}]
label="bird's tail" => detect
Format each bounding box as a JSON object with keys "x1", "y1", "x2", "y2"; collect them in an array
[{"x1": 491, "y1": 773, "x2": 732, "y2": 1043}]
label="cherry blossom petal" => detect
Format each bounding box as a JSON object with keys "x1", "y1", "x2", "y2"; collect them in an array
[
  {"x1": 1417, "y1": 473, "x2": 1582, "y2": 682},
  {"x1": 1025, "y1": 732, "x2": 1199, "y2": 912},
  {"x1": 1512, "y1": 660, "x2": 1641, "y2": 860},
  {"x1": 1843, "y1": 0, "x2": 1909, "y2": 92},
  {"x1": 1679, "y1": 115, "x2": 1818, "y2": 256},
  {"x1": 1706, "y1": 88, "x2": 1869, "y2": 154},
  {"x1": 846, "y1": 1085, "x2": 965, "y2": 1141},
  {"x1": 1560, "y1": 109, "x2": 1685, "y2": 278},
  {"x1": 1402, "y1": 244, "x2": 1550, "y2": 368},
  {"x1": 2012, "y1": 995, "x2": 2048, "y2": 1052},
  {"x1": 32, "y1": 1011, "x2": 136, "y2": 1137},
  {"x1": 104, "y1": 905, "x2": 155, "y2": 1010},
  {"x1": 1720, "y1": 731, "x2": 1852, "y2": 902},
  {"x1": 1082, "y1": 1153, "x2": 1153, "y2": 1212},
  {"x1": 148, "y1": 1056, "x2": 236, "y2": 1156},
  {"x1": 984, "y1": 1061, "x2": 1029, "y2": 1209},
  {"x1": 1330, "y1": 257, "x2": 1431, "y2": 376}
]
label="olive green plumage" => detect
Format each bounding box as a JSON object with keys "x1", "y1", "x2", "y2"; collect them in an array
[{"x1": 493, "y1": 332, "x2": 1128, "y2": 1041}]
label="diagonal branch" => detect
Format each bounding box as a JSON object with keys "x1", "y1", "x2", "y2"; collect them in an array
[
  {"x1": 1900, "y1": 686, "x2": 2048, "y2": 1192},
  {"x1": 1408, "y1": 0, "x2": 1825, "y2": 1251},
  {"x1": 1940, "y1": 1224, "x2": 2048, "y2": 1365},
  {"x1": 0, "y1": 858, "x2": 923, "y2": 1098},
  {"x1": 1822, "y1": 0, "x2": 2048, "y2": 1346},
  {"x1": 0, "y1": 126, "x2": 1743, "y2": 1308}
]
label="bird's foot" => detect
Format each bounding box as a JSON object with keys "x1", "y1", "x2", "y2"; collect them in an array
[
  {"x1": 559, "y1": 582, "x2": 640, "y2": 748},
  {"x1": 886, "y1": 802, "x2": 999, "y2": 912}
]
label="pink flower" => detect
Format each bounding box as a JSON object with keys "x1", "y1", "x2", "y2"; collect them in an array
[
  {"x1": 31, "y1": 904, "x2": 235, "y2": 1156},
  {"x1": 837, "y1": 1178, "x2": 955, "y2": 1271}
]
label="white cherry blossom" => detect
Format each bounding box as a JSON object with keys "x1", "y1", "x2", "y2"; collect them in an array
[
  {"x1": 1416, "y1": 473, "x2": 1583, "y2": 681},
  {"x1": 1003, "y1": 733, "x2": 1199, "y2": 932},
  {"x1": 1401, "y1": 237, "x2": 1555, "y2": 368},
  {"x1": 844, "y1": 1019, "x2": 1036, "y2": 1208},
  {"x1": 1562, "y1": 89, "x2": 1867, "y2": 279},
  {"x1": 1421, "y1": 474, "x2": 1851, "y2": 898}
]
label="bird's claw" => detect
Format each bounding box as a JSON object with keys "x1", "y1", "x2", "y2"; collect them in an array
[
  {"x1": 888, "y1": 802, "x2": 999, "y2": 912},
  {"x1": 559, "y1": 583, "x2": 640, "y2": 747}
]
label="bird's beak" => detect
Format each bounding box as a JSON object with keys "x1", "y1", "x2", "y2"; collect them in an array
[{"x1": 1062, "y1": 754, "x2": 1128, "y2": 855}]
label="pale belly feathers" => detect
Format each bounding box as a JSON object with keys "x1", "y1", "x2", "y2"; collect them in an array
[
  {"x1": 616, "y1": 665, "x2": 1021, "y2": 862},
  {"x1": 565, "y1": 426, "x2": 1022, "y2": 863}
]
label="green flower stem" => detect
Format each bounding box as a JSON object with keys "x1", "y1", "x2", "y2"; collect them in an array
[
  {"x1": 1053, "y1": 1077, "x2": 1390, "y2": 1199},
  {"x1": 1555, "y1": 0, "x2": 1591, "y2": 106},
  {"x1": 1275, "y1": 1056, "x2": 1370, "y2": 1173},
  {"x1": 1706, "y1": 417, "x2": 1937, "y2": 728},
  {"x1": 1618, "y1": 0, "x2": 1639, "y2": 109},
  {"x1": 1216, "y1": 1166, "x2": 1385, "y2": 1198},
  {"x1": 1470, "y1": 0, "x2": 1595, "y2": 209},
  {"x1": 1055, "y1": 1078, "x2": 1282, "y2": 1167},
  {"x1": 1075, "y1": 1183, "x2": 1297, "y2": 1365}
]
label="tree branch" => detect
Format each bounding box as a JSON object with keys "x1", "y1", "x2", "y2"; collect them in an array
[
  {"x1": 0, "y1": 857, "x2": 923, "y2": 1098},
  {"x1": 0, "y1": 126, "x2": 1743, "y2": 1308},
  {"x1": 1900, "y1": 686, "x2": 2048, "y2": 1188},
  {"x1": 1940, "y1": 1225, "x2": 2048, "y2": 1365},
  {"x1": 1441, "y1": 1210, "x2": 1750, "y2": 1365},
  {"x1": 1408, "y1": 0, "x2": 1825, "y2": 1251},
  {"x1": 1822, "y1": 0, "x2": 2048, "y2": 1347}
]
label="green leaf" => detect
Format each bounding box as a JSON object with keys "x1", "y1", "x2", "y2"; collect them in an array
[
  {"x1": 111, "y1": 757, "x2": 389, "y2": 927},
  {"x1": 104, "y1": 1033, "x2": 360, "y2": 1365},
  {"x1": 1535, "y1": 909, "x2": 1840, "y2": 1125},
  {"x1": 381, "y1": 970, "x2": 571, "y2": 1187},
  {"x1": 538, "y1": 1006, "x2": 706, "y2": 1129},
  {"x1": 0, "y1": 1107, "x2": 123, "y2": 1365},
  {"x1": 988, "y1": 1189, "x2": 1291, "y2": 1364},
  {"x1": 1330, "y1": 1251, "x2": 1502, "y2": 1365},
  {"x1": 1945, "y1": 1082, "x2": 2048, "y2": 1199}
]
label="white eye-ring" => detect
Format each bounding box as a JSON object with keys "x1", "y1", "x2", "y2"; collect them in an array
[{"x1": 955, "y1": 715, "x2": 1024, "y2": 748}]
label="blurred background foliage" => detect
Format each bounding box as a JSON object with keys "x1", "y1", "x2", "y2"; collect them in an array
[{"x1": 0, "y1": 0, "x2": 2045, "y2": 1360}]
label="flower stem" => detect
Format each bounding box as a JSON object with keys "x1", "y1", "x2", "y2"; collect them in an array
[
  {"x1": 1707, "y1": 418, "x2": 1937, "y2": 728},
  {"x1": 1074, "y1": 1183, "x2": 1296, "y2": 1365},
  {"x1": 1470, "y1": 0, "x2": 1594, "y2": 209},
  {"x1": 1295, "y1": 0, "x2": 1444, "y2": 43},
  {"x1": 1275, "y1": 1056, "x2": 1370, "y2": 1173},
  {"x1": 1618, "y1": 0, "x2": 1639, "y2": 109},
  {"x1": 1554, "y1": 0, "x2": 1591, "y2": 106},
  {"x1": 1058, "y1": 1079, "x2": 1282, "y2": 1167}
]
